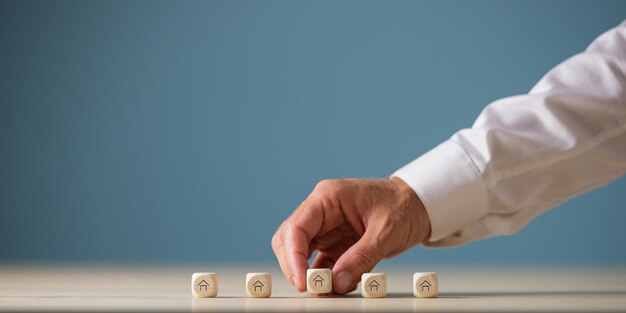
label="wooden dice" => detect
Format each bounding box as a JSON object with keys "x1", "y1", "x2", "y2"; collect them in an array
[
  {"x1": 306, "y1": 268, "x2": 332, "y2": 294},
  {"x1": 413, "y1": 272, "x2": 438, "y2": 298},
  {"x1": 246, "y1": 273, "x2": 271, "y2": 298},
  {"x1": 188, "y1": 270, "x2": 437, "y2": 298},
  {"x1": 191, "y1": 272, "x2": 218, "y2": 298},
  {"x1": 361, "y1": 273, "x2": 386, "y2": 298}
]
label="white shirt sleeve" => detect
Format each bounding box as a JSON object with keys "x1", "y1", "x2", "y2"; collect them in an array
[{"x1": 391, "y1": 20, "x2": 626, "y2": 247}]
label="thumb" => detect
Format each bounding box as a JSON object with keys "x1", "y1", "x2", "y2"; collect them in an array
[{"x1": 331, "y1": 231, "x2": 383, "y2": 294}]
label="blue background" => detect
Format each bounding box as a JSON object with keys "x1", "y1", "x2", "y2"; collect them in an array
[{"x1": 1, "y1": 0, "x2": 625, "y2": 264}]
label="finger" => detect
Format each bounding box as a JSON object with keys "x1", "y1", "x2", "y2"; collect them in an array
[
  {"x1": 282, "y1": 196, "x2": 346, "y2": 291},
  {"x1": 331, "y1": 230, "x2": 383, "y2": 294},
  {"x1": 272, "y1": 226, "x2": 296, "y2": 287},
  {"x1": 273, "y1": 181, "x2": 346, "y2": 292},
  {"x1": 281, "y1": 201, "x2": 331, "y2": 291},
  {"x1": 272, "y1": 198, "x2": 323, "y2": 291}
]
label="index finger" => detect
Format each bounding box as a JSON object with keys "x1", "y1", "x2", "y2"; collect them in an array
[{"x1": 274, "y1": 194, "x2": 344, "y2": 291}]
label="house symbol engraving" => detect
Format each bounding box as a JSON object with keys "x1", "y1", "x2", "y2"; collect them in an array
[
  {"x1": 198, "y1": 279, "x2": 210, "y2": 291},
  {"x1": 252, "y1": 280, "x2": 264, "y2": 292},
  {"x1": 419, "y1": 280, "x2": 432, "y2": 292},
  {"x1": 313, "y1": 275, "x2": 325, "y2": 287},
  {"x1": 368, "y1": 280, "x2": 381, "y2": 291}
]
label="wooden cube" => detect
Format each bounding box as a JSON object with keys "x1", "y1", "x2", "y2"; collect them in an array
[
  {"x1": 246, "y1": 272, "x2": 272, "y2": 298},
  {"x1": 413, "y1": 272, "x2": 438, "y2": 298},
  {"x1": 360, "y1": 273, "x2": 387, "y2": 298},
  {"x1": 191, "y1": 272, "x2": 218, "y2": 298},
  {"x1": 306, "y1": 268, "x2": 332, "y2": 294}
]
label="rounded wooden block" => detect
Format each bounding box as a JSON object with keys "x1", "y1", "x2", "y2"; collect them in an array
[
  {"x1": 413, "y1": 272, "x2": 438, "y2": 298},
  {"x1": 361, "y1": 273, "x2": 387, "y2": 298},
  {"x1": 246, "y1": 272, "x2": 272, "y2": 298},
  {"x1": 191, "y1": 272, "x2": 218, "y2": 298},
  {"x1": 306, "y1": 268, "x2": 332, "y2": 294}
]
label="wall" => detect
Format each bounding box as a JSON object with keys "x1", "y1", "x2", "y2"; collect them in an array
[{"x1": 1, "y1": 0, "x2": 625, "y2": 264}]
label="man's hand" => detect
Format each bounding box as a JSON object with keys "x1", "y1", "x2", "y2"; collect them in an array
[{"x1": 271, "y1": 178, "x2": 431, "y2": 294}]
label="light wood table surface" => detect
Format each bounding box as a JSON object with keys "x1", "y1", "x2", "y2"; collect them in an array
[{"x1": 1, "y1": 264, "x2": 625, "y2": 312}]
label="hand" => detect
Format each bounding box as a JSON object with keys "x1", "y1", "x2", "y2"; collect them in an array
[{"x1": 271, "y1": 177, "x2": 431, "y2": 294}]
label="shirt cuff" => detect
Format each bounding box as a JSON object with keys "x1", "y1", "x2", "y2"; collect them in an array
[{"x1": 391, "y1": 140, "x2": 488, "y2": 243}]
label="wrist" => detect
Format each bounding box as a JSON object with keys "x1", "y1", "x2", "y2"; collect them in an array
[{"x1": 390, "y1": 177, "x2": 432, "y2": 244}]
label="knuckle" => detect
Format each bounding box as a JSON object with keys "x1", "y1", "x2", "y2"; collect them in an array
[
  {"x1": 271, "y1": 233, "x2": 283, "y2": 251},
  {"x1": 314, "y1": 179, "x2": 333, "y2": 191},
  {"x1": 284, "y1": 224, "x2": 301, "y2": 243},
  {"x1": 314, "y1": 179, "x2": 343, "y2": 197}
]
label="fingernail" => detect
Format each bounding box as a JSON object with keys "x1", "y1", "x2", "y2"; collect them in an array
[{"x1": 336, "y1": 271, "x2": 353, "y2": 292}]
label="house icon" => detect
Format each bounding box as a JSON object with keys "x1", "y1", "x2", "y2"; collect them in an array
[
  {"x1": 252, "y1": 280, "x2": 264, "y2": 292},
  {"x1": 198, "y1": 279, "x2": 210, "y2": 291},
  {"x1": 419, "y1": 280, "x2": 432, "y2": 292},
  {"x1": 368, "y1": 280, "x2": 381, "y2": 292},
  {"x1": 313, "y1": 275, "x2": 325, "y2": 287}
]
